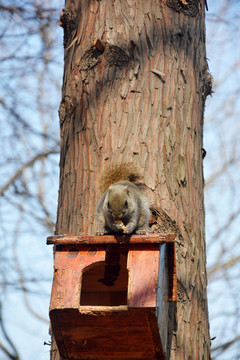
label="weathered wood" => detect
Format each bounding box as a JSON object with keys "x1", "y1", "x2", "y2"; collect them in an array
[
  {"x1": 167, "y1": 242, "x2": 177, "y2": 302},
  {"x1": 157, "y1": 243, "x2": 171, "y2": 354},
  {"x1": 50, "y1": 308, "x2": 165, "y2": 360},
  {"x1": 50, "y1": 246, "x2": 106, "y2": 310},
  {"x1": 47, "y1": 233, "x2": 175, "y2": 245},
  {"x1": 127, "y1": 247, "x2": 159, "y2": 308}
]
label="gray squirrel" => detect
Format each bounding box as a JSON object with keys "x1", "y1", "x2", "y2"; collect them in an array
[{"x1": 97, "y1": 162, "x2": 150, "y2": 235}]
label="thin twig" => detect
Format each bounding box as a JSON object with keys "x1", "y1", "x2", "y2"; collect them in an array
[
  {"x1": 0, "y1": 149, "x2": 59, "y2": 196},
  {"x1": 212, "y1": 334, "x2": 240, "y2": 354},
  {"x1": 0, "y1": 303, "x2": 20, "y2": 360}
]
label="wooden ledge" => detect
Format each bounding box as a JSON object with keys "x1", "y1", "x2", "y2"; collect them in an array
[
  {"x1": 78, "y1": 305, "x2": 129, "y2": 315},
  {"x1": 46, "y1": 233, "x2": 175, "y2": 246}
]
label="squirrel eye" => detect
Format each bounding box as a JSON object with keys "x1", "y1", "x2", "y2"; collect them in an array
[
  {"x1": 125, "y1": 200, "x2": 128, "y2": 207},
  {"x1": 107, "y1": 201, "x2": 110, "y2": 208}
]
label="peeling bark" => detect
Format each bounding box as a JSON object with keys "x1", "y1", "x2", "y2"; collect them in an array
[
  {"x1": 167, "y1": 0, "x2": 201, "y2": 17},
  {"x1": 52, "y1": 0, "x2": 211, "y2": 359}
]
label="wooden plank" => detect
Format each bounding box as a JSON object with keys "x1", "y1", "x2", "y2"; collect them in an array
[
  {"x1": 127, "y1": 245, "x2": 160, "y2": 308},
  {"x1": 50, "y1": 247, "x2": 106, "y2": 310},
  {"x1": 79, "y1": 305, "x2": 128, "y2": 314},
  {"x1": 156, "y1": 243, "x2": 169, "y2": 355},
  {"x1": 46, "y1": 233, "x2": 175, "y2": 245},
  {"x1": 49, "y1": 308, "x2": 165, "y2": 359},
  {"x1": 50, "y1": 267, "x2": 81, "y2": 310},
  {"x1": 53, "y1": 245, "x2": 106, "y2": 269},
  {"x1": 157, "y1": 242, "x2": 177, "y2": 355},
  {"x1": 168, "y1": 242, "x2": 177, "y2": 302},
  {"x1": 147, "y1": 310, "x2": 165, "y2": 360}
]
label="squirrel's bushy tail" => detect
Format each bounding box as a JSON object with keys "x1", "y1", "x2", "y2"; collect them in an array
[{"x1": 99, "y1": 162, "x2": 141, "y2": 193}]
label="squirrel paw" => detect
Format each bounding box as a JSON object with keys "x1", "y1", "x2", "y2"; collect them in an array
[
  {"x1": 114, "y1": 221, "x2": 125, "y2": 232},
  {"x1": 135, "y1": 228, "x2": 149, "y2": 235},
  {"x1": 95, "y1": 227, "x2": 112, "y2": 235},
  {"x1": 95, "y1": 231, "x2": 105, "y2": 236},
  {"x1": 123, "y1": 226, "x2": 135, "y2": 234}
]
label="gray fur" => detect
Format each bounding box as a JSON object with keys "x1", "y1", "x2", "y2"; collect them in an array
[{"x1": 97, "y1": 181, "x2": 150, "y2": 234}]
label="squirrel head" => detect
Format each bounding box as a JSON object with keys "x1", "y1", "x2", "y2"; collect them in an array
[{"x1": 104, "y1": 185, "x2": 130, "y2": 220}]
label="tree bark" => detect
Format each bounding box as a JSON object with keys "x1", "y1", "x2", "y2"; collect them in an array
[{"x1": 52, "y1": 0, "x2": 211, "y2": 358}]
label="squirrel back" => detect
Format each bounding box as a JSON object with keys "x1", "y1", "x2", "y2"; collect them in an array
[
  {"x1": 97, "y1": 162, "x2": 150, "y2": 235},
  {"x1": 99, "y1": 162, "x2": 141, "y2": 194}
]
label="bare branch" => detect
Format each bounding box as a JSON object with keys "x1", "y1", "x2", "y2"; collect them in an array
[
  {"x1": 207, "y1": 208, "x2": 240, "y2": 252},
  {"x1": 0, "y1": 5, "x2": 24, "y2": 14},
  {"x1": 0, "y1": 149, "x2": 59, "y2": 196},
  {"x1": 0, "y1": 342, "x2": 18, "y2": 360},
  {"x1": 211, "y1": 334, "x2": 240, "y2": 356},
  {"x1": 205, "y1": 157, "x2": 239, "y2": 188},
  {"x1": 0, "y1": 303, "x2": 20, "y2": 360},
  {"x1": 12, "y1": 220, "x2": 49, "y2": 324},
  {"x1": 208, "y1": 255, "x2": 240, "y2": 279}
]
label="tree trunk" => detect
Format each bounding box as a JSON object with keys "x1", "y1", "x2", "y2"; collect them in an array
[{"x1": 51, "y1": 0, "x2": 211, "y2": 358}]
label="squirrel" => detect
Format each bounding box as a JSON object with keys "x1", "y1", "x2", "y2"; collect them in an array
[{"x1": 97, "y1": 162, "x2": 150, "y2": 235}]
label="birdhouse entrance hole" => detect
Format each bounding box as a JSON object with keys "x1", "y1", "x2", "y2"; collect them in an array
[{"x1": 80, "y1": 249, "x2": 128, "y2": 306}]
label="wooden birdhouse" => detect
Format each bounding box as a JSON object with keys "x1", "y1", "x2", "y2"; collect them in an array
[{"x1": 47, "y1": 234, "x2": 177, "y2": 360}]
